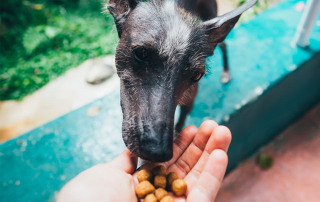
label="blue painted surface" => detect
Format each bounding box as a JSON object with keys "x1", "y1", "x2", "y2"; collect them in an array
[
  {"x1": 1, "y1": 0, "x2": 320, "y2": 201},
  {"x1": 185, "y1": 0, "x2": 320, "y2": 126},
  {"x1": 0, "y1": 93, "x2": 124, "y2": 201}
]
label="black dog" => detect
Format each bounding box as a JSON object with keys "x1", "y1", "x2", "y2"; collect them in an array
[{"x1": 107, "y1": 0, "x2": 256, "y2": 162}]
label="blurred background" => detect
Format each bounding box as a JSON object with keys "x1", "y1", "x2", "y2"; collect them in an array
[
  {"x1": 0, "y1": 0, "x2": 280, "y2": 142},
  {"x1": 0, "y1": 0, "x2": 120, "y2": 141},
  {"x1": 0, "y1": 0, "x2": 117, "y2": 101}
]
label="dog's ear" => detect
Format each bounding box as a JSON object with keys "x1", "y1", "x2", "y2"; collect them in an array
[
  {"x1": 202, "y1": 0, "x2": 256, "y2": 47},
  {"x1": 107, "y1": 0, "x2": 142, "y2": 38}
]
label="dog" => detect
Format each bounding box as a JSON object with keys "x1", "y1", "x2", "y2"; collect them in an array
[{"x1": 107, "y1": 0, "x2": 256, "y2": 162}]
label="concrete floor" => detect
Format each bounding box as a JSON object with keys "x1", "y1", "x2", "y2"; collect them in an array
[{"x1": 216, "y1": 102, "x2": 320, "y2": 202}]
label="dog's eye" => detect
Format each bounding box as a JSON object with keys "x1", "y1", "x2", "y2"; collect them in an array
[
  {"x1": 191, "y1": 73, "x2": 203, "y2": 82},
  {"x1": 133, "y1": 46, "x2": 149, "y2": 62}
]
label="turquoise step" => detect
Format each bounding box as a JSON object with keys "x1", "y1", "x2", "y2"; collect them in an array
[
  {"x1": 1, "y1": 0, "x2": 319, "y2": 201},
  {"x1": 185, "y1": 0, "x2": 320, "y2": 171}
]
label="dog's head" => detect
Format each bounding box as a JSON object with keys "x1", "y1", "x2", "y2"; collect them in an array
[{"x1": 107, "y1": 0, "x2": 256, "y2": 162}]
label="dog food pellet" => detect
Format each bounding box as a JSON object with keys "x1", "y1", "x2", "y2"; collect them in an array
[
  {"x1": 144, "y1": 193, "x2": 158, "y2": 202},
  {"x1": 152, "y1": 165, "x2": 167, "y2": 176},
  {"x1": 137, "y1": 169, "x2": 153, "y2": 183},
  {"x1": 154, "y1": 175, "x2": 167, "y2": 189},
  {"x1": 160, "y1": 195, "x2": 175, "y2": 202},
  {"x1": 135, "y1": 181, "x2": 155, "y2": 198},
  {"x1": 155, "y1": 188, "x2": 169, "y2": 200},
  {"x1": 171, "y1": 179, "x2": 187, "y2": 196},
  {"x1": 135, "y1": 166, "x2": 188, "y2": 201},
  {"x1": 166, "y1": 172, "x2": 178, "y2": 189}
]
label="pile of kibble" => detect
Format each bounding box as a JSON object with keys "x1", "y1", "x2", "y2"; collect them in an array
[{"x1": 135, "y1": 165, "x2": 187, "y2": 202}]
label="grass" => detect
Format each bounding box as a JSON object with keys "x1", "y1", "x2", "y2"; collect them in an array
[{"x1": 0, "y1": 1, "x2": 118, "y2": 100}]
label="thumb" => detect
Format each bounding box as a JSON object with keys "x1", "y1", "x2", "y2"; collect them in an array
[{"x1": 108, "y1": 149, "x2": 138, "y2": 174}]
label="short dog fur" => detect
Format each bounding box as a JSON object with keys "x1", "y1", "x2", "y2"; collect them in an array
[{"x1": 107, "y1": 0, "x2": 256, "y2": 162}]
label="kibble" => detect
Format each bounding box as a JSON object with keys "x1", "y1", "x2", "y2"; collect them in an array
[
  {"x1": 135, "y1": 181, "x2": 155, "y2": 198},
  {"x1": 152, "y1": 165, "x2": 167, "y2": 176},
  {"x1": 135, "y1": 167, "x2": 187, "y2": 201},
  {"x1": 166, "y1": 172, "x2": 178, "y2": 189},
  {"x1": 137, "y1": 169, "x2": 153, "y2": 183},
  {"x1": 154, "y1": 175, "x2": 167, "y2": 189},
  {"x1": 160, "y1": 195, "x2": 175, "y2": 202},
  {"x1": 171, "y1": 179, "x2": 187, "y2": 196},
  {"x1": 144, "y1": 193, "x2": 158, "y2": 202},
  {"x1": 155, "y1": 188, "x2": 169, "y2": 201}
]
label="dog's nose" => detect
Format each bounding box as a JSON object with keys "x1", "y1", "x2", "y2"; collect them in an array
[
  {"x1": 140, "y1": 141, "x2": 173, "y2": 162},
  {"x1": 140, "y1": 140, "x2": 173, "y2": 162},
  {"x1": 139, "y1": 125, "x2": 173, "y2": 162}
]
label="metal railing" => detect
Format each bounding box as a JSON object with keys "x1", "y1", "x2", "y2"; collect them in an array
[{"x1": 292, "y1": 0, "x2": 320, "y2": 47}]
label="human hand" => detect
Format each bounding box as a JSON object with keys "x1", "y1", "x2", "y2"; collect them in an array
[{"x1": 57, "y1": 120, "x2": 231, "y2": 202}]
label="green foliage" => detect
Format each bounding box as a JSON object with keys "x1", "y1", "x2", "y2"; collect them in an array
[
  {"x1": 0, "y1": 0, "x2": 118, "y2": 100},
  {"x1": 22, "y1": 26, "x2": 49, "y2": 54},
  {"x1": 235, "y1": 0, "x2": 281, "y2": 23}
]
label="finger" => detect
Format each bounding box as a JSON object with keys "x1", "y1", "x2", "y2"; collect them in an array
[
  {"x1": 204, "y1": 126, "x2": 232, "y2": 153},
  {"x1": 108, "y1": 149, "x2": 138, "y2": 174},
  {"x1": 184, "y1": 126, "x2": 231, "y2": 192},
  {"x1": 187, "y1": 149, "x2": 228, "y2": 202},
  {"x1": 167, "y1": 120, "x2": 218, "y2": 178},
  {"x1": 163, "y1": 125, "x2": 198, "y2": 167}
]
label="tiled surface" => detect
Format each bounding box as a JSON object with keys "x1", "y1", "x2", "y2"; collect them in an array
[{"x1": 216, "y1": 103, "x2": 320, "y2": 202}]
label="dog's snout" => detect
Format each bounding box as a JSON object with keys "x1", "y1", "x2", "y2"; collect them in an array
[
  {"x1": 139, "y1": 123, "x2": 174, "y2": 162},
  {"x1": 139, "y1": 137, "x2": 173, "y2": 162},
  {"x1": 120, "y1": 82, "x2": 176, "y2": 162}
]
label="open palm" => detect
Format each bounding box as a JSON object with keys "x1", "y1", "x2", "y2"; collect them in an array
[{"x1": 57, "y1": 120, "x2": 231, "y2": 202}]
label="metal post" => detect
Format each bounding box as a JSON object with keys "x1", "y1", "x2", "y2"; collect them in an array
[{"x1": 292, "y1": 0, "x2": 320, "y2": 48}]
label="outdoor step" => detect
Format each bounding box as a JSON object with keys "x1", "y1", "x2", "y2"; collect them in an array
[
  {"x1": 185, "y1": 0, "x2": 320, "y2": 172},
  {"x1": 0, "y1": 0, "x2": 319, "y2": 201},
  {"x1": 215, "y1": 102, "x2": 320, "y2": 202}
]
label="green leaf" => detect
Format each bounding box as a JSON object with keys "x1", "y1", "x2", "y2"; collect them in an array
[
  {"x1": 45, "y1": 26, "x2": 60, "y2": 38},
  {"x1": 22, "y1": 27, "x2": 47, "y2": 54}
]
